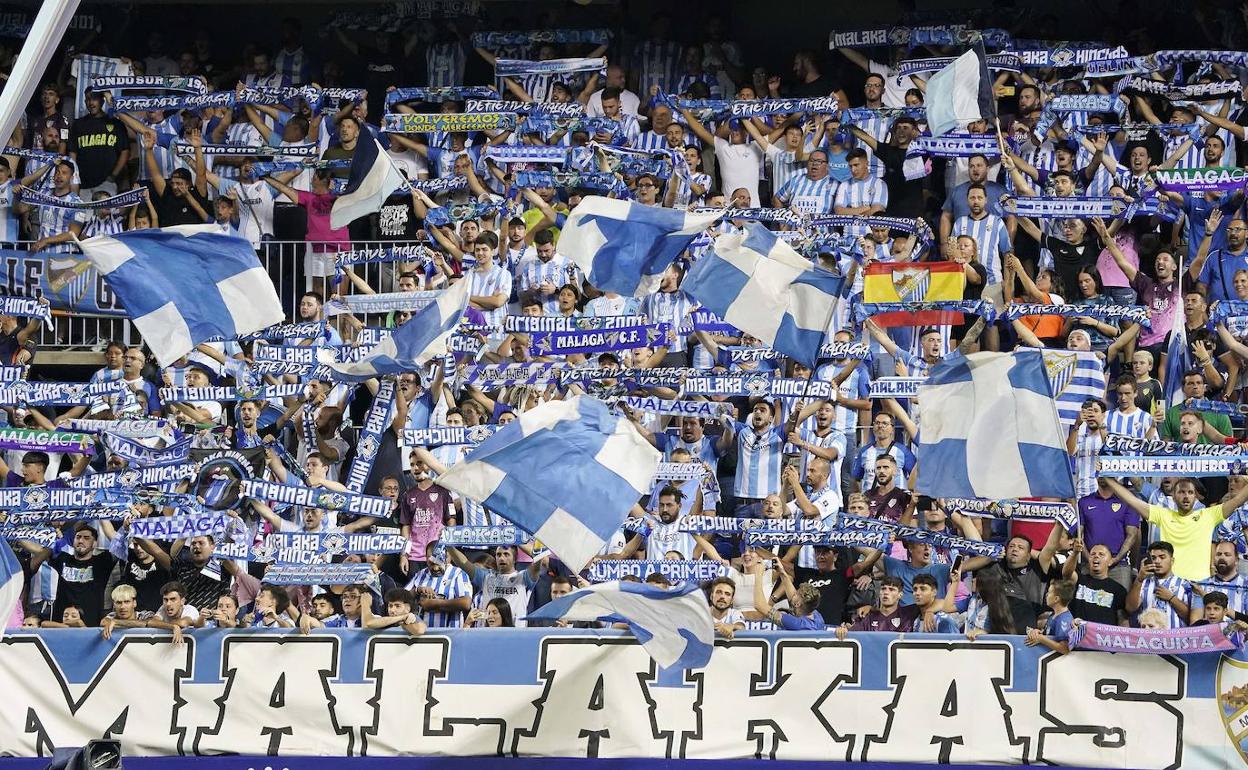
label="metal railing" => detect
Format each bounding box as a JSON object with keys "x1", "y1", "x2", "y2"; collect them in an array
[{"x1": 5, "y1": 239, "x2": 426, "y2": 356}]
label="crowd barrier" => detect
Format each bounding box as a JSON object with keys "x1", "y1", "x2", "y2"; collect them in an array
[
  {"x1": 0, "y1": 241, "x2": 413, "y2": 352},
  {"x1": 0, "y1": 628, "x2": 1242, "y2": 767}
]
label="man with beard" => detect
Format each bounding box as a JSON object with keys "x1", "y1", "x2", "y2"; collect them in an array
[
  {"x1": 169, "y1": 534, "x2": 240, "y2": 612},
  {"x1": 951, "y1": 183, "x2": 1012, "y2": 285},
  {"x1": 707, "y1": 577, "x2": 747, "y2": 638},
  {"x1": 617, "y1": 486, "x2": 702, "y2": 561},
  {"x1": 114, "y1": 536, "x2": 174, "y2": 613},
  {"x1": 865, "y1": 455, "x2": 910, "y2": 524},
  {"x1": 398, "y1": 454, "x2": 450, "y2": 576},
  {"x1": 405, "y1": 541, "x2": 472, "y2": 628},
  {"x1": 1127, "y1": 541, "x2": 1197, "y2": 627},
  {"x1": 231, "y1": 400, "x2": 266, "y2": 450},
  {"x1": 1104, "y1": 476, "x2": 1248, "y2": 581},
  {"x1": 447, "y1": 544, "x2": 541, "y2": 626},
  {"x1": 1193, "y1": 210, "x2": 1248, "y2": 303},
  {"x1": 19, "y1": 523, "x2": 115, "y2": 625},
  {"x1": 852, "y1": 412, "x2": 916, "y2": 493},
  {"x1": 1195, "y1": 540, "x2": 1248, "y2": 620},
  {"x1": 961, "y1": 523, "x2": 1064, "y2": 631},
  {"x1": 1064, "y1": 542, "x2": 1128, "y2": 625}
]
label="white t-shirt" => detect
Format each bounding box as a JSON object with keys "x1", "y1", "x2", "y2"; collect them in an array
[
  {"x1": 586, "y1": 88, "x2": 641, "y2": 117},
  {"x1": 713, "y1": 607, "x2": 747, "y2": 626},
  {"x1": 729, "y1": 567, "x2": 775, "y2": 611},
  {"x1": 218, "y1": 178, "x2": 275, "y2": 247},
  {"x1": 714, "y1": 136, "x2": 764, "y2": 206},
  {"x1": 156, "y1": 604, "x2": 201, "y2": 623}
]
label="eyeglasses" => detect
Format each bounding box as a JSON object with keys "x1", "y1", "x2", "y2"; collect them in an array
[
  {"x1": 807, "y1": 159, "x2": 828, "y2": 165},
  {"x1": 1229, "y1": 226, "x2": 1248, "y2": 232},
  {"x1": 637, "y1": 182, "x2": 656, "y2": 189}
]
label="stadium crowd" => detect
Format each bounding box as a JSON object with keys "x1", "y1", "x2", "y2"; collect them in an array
[{"x1": 5, "y1": 5, "x2": 1248, "y2": 653}]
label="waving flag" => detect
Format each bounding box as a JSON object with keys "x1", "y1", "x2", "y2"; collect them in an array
[
  {"x1": 558, "y1": 196, "x2": 722, "y2": 297},
  {"x1": 916, "y1": 350, "x2": 1074, "y2": 499},
  {"x1": 1035, "y1": 348, "x2": 1108, "y2": 427},
  {"x1": 78, "y1": 225, "x2": 284, "y2": 367},
  {"x1": 924, "y1": 45, "x2": 996, "y2": 137},
  {"x1": 435, "y1": 396, "x2": 661, "y2": 572},
  {"x1": 317, "y1": 278, "x2": 470, "y2": 382},
  {"x1": 1163, "y1": 324, "x2": 1191, "y2": 409},
  {"x1": 528, "y1": 580, "x2": 714, "y2": 669},
  {"x1": 330, "y1": 135, "x2": 406, "y2": 229},
  {"x1": 683, "y1": 223, "x2": 843, "y2": 366},
  {"x1": 865, "y1": 261, "x2": 965, "y2": 327},
  {"x1": 0, "y1": 542, "x2": 21, "y2": 634}
]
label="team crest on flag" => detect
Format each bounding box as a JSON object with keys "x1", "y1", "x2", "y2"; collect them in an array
[
  {"x1": 745, "y1": 373, "x2": 771, "y2": 397},
  {"x1": 892, "y1": 267, "x2": 932, "y2": 304},
  {"x1": 357, "y1": 435, "x2": 379, "y2": 460},
  {"x1": 1217, "y1": 652, "x2": 1248, "y2": 763},
  {"x1": 1045, "y1": 352, "x2": 1078, "y2": 398}
]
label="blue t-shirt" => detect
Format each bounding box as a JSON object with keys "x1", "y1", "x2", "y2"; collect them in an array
[
  {"x1": 779, "y1": 609, "x2": 826, "y2": 630},
  {"x1": 1046, "y1": 609, "x2": 1074, "y2": 642},
  {"x1": 882, "y1": 556, "x2": 953, "y2": 604},
  {"x1": 911, "y1": 611, "x2": 959, "y2": 634}
]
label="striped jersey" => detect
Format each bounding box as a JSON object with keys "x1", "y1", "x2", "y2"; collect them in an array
[
  {"x1": 632, "y1": 129, "x2": 674, "y2": 153},
  {"x1": 1072, "y1": 424, "x2": 1105, "y2": 499},
  {"x1": 631, "y1": 40, "x2": 683, "y2": 93},
  {"x1": 815, "y1": 361, "x2": 870, "y2": 436},
  {"x1": 0, "y1": 181, "x2": 18, "y2": 242},
  {"x1": 425, "y1": 42, "x2": 467, "y2": 88},
  {"x1": 406, "y1": 564, "x2": 472, "y2": 628},
  {"x1": 646, "y1": 515, "x2": 697, "y2": 560},
  {"x1": 1105, "y1": 408, "x2": 1154, "y2": 439},
  {"x1": 470, "y1": 566, "x2": 531, "y2": 625},
  {"x1": 468, "y1": 264, "x2": 513, "y2": 328},
  {"x1": 81, "y1": 214, "x2": 125, "y2": 238},
  {"x1": 1165, "y1": 132, "x2": 1204, "y2": 170},
  {"x1": 1136, "y1": 574, "x2": 1194, "y2": 628},
  {"x1": 846, "y1": 113, "x2": 890, "y2": 177},
  {"x1": 791, "y1": 484, "x2": 841, "y2": 569},
  {"x1": 833, "y1": 176, "x2": 889, "y2": 215},
  {"x1": 641, "y1": 290, "x2": 696, "y2": 352},
  {"x1": 797, "y1": 425, "x2": 846, "y2": 485},
  {"x1": 674, "y1": 72, "x2": 721, "y2": 99},
  {"x1": 671, "y1": 171, "x2": 712, "y2": 208},
  {"x1": 731, "y1": 421, "x2": 786, "y2": 498},
  {"x1": 765, "y1": 144, "x2": 809, "y2": 196},
  {"x1": 515, "y1": 254, "x2": 578, "y2": 315},
  {"x1": 36, "y1": 193, "x2": 89, "y2": 252},
  {"x1": 852, "y1": 440, "x2": 917, "y2": 491},
  {"x1": 775, "y1": 174, "x2": 837, "y2": 215},
  {"x1": 952, "y1": 213, "x2": 1011, "y2": 284},
  {"x1": 273, "y1": 47, "x2": 310, "y2": 86},
  {"x1": 1198, "y1": 574, "x2": 1248, "y2": 617}
]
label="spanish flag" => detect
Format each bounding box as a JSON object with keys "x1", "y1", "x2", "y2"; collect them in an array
[{"x1": 864, "y1": 262, "x2": 966, "y2": 327}]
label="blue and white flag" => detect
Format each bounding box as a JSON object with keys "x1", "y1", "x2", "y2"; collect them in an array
[
  {"x1": 330, "y1": 135, "x2": 406, "y2": 230},
  {"x1": 683, "y1": 223, "x2": 843, "y2": 367},
  {"x1": 316, "y1": 278, "x2": 470, "y2": 382},
  {"x1": 0, "y1": 541, "x2": 19, "y2": 637},
  {"x1": 435, "y1": 396, "x2": 661, "y2": 572},
  {"x1": 924, "y1": 45, "x2": 996, "y2": 137},
  {"x1": 1033, "y1": 348, "x2": 1108, "y2": 427},
  {"x1": 916, "y1": 351, "x2": 1075, "y2": 500},
  {"x1": 77, "y1": 225, "x2": 285, "y2": 367},
  {"x1": 528, "y1": 580, "x2": 713, "y2": 669},
  {"x1": 1163, "y1": 323, "x2": 1191, "y2": 410},
  {"x1": 558, "y1": 196, "x2": 722, "y2": 297}
]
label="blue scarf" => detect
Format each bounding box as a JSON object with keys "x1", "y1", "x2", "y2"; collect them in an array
[
  {"x1": 334, "y1": 244, "x2": 436, "y2": 270},
  {"x1": 424, "y1": 200, "x2": 503, "y2": 227},
  {"x1": 240, "y1": 479, "x2": 394, "y2": 518},
  {"x1": 514, "y1": 170, "x2": 621, "y2": 192},
  {"x1": 18, "y1": 187, "x2": 147, "y2": 210},
  {"x1": 236, "y1": 85, "x2": 324, "y2": 110},
  {"x1": 0, "y1": 297, "x2": 51, "y2": 325},
  {"x1": 483, "y1": 145, "x2": 569, "y2": 165},
  {"x1": 382, "y1": 112, "x2": 516, "y2": 134},
  {"x1": 103, "y1": 432, "x2": 192, "y2": 468},
  {"x1": 108, "y1": 91, "x2": 236, "y2": 114},
  {"x1": 897, "y1": 53, "x2": 1020, "y2": 77},
  {"x1": 1001, "y1": 302, "x2": 1151, "y2": 326},
  {"x1": 1011, "y1": 43, "x2": 1130, "y2": 70},
  {"x1": 494, "y1": 57, "x2": 606, "y2": 77},
  {"x1": 464, "y1": 363, "x2": 560, "y2": 387},
  {"x1": 89, "y1": 75, "x2": 208, "y2": 94},
  {"x1": 408, "y1": 176, "x2": 469, "y2": 194},
  {"x1": 466, "y1": 99, "x2": 584, "y2": 117},
  {"x1": 729, "y1": 97, "x2": 838, "y2": 117},
  {"x1": 906, "y1": 133, "x2": 1000, "y2": 158},
  {"x1": 250, "y1": 159, "x2": 350, "y2": 178},
  {"x1": 343, "y1": 379, "x2": 395, "y2": 494},
  {"x1": 471, "y1": 29, "x2": 611, "y2": 47},
  {"x1": 386, "y1": 87, "x2": 499, "y2": 108},
  {"x1": 999, "y1": 195, "x2": 1132, "y2": 219}
]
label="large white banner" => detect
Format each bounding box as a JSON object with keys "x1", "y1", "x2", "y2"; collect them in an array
[{"x1": 0, "y1": 628, "x2": 1242, "y2": 768}]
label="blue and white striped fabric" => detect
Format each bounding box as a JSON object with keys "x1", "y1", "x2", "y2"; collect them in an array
[
  {"x1": 1035, "y1": 348, "x2": 1108, "y2": 427},
  {"x1": 916, "y1": 350, "x2": 1075, "y2": 500},
  {"x1": 37, "y1": 193, "x2": 89, "y2": 253},
  {"x1": 683, "y1": 223, "x2": 843, "y2": 367},
  {"x1": 1105, "y1": 408, "x2": 1153, "y2": 438},
  {"x1": 558, "y1": 196, "x2": 721, "y2": 298},
  {"x1": 406, "y1": 564, "x2": 473, "y2": 628},
  {"x1": 426, "y1": 43, "x2": 468, "y2": 89},
  {"x1": 77, "y1": 225, "x2": 285, "y2": 367},
  {"x1": 924, "y1": 47, "x2": 995, "y2": 137},
  {"x1": 72, "y1": 55, "x2": 131, "y2": 117},
  {"x1": 436, "y1": 396, "x2": 662, "y2": 572},
  {"x1": 732, "y1": 422, "x2": 786, "y2": 499},
  {"x1": 641, "y1": 290, "x2": 696, "y2": 352},
  {"x1": 0, "y1": 542, "x2": 20, "y2": 637},
  {"x1": 331, "y1": 135, "x2": 406, "y2": 229},
  {"x1": 775, "y1": 174, "x2": 837, "y2": 215},
  {"x1": 951, "y1": 213, "x2": 1011, "y2": 284},
  {"x1": 528, "y1": 580, "x2": 713, "y2": 669},
  {"x1": 833, "y1": 177, "x2": 888, "y2": 214},
  {"x1": 317, "y1": 278, "x2": 470, "y2": 382}
]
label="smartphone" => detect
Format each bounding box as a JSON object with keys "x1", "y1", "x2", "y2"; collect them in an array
[
  {"x1": 951, "y1": 554, "x2": 964, "y2": 573},
  {"x1": 783, "y1": 451, "x2": 802, "y2": 470}
]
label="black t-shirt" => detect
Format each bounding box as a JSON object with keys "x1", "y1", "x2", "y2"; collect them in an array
[
  {"x1": 1043, "y1": 234, "x2": 1103, "y2": 301},
  {"x1": 804, "y1": 567, "x2": 852, "y2": 624},
  {"x1": 51, "y1": 550, "x2": 116, "y2": 625},
  {"x1": 875, "y1": 143, "x2": 926, "y2": 219},
  {"x1": 1069, "y1": 573, "x2": 1127, "y2": 626},
  {"x1": 173, "y1": 552, "x2": 231, "y2": 612},
  {"x1": 155, "y1": 184, "x2": 210, "y2": 226},
  {"x1": 118, "y1": 557, "x2": 173, "y2": 613},
  {"x1": 790, "y1": 75, "x2": 840, "y2": 98},
  {"x1": 992, "y1": 558, "x2": 1051, "y2": 630},
  {"x1": 69, "y1": 115, "x2": 130, "y2": 188}
]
